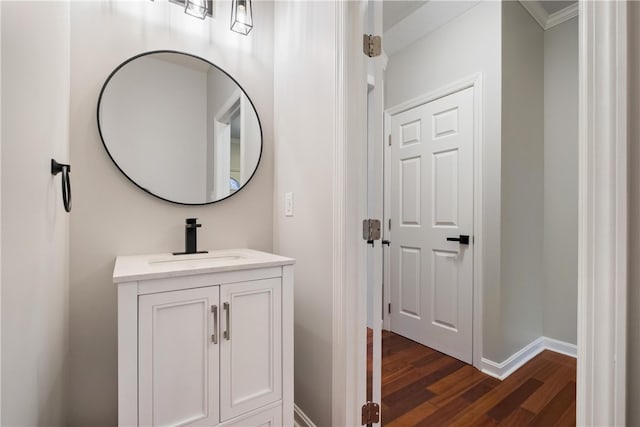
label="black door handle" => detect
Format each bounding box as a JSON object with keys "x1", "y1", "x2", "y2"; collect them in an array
[{"x1": 447, "y1": 235, "x2": 470, "y2": 245}]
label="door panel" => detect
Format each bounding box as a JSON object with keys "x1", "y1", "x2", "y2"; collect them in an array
[
  {"x1": 390, "y1": 86, "x2": 474, "y2": 363},
  {"x1": 220, "y1": 278, "x2": 282, "y2": 421},
  {"x1": 222, "y1": 405, "x2": 282, "y2": 427},
  {"x1": 433, "y1": 149, "x2": 459, "y2": 226},
  {"x1": 399, "y1": 246, "x2": 421, "y2": 318},
  {"x1": 432, "y1": 249, "x2": 459, "y2": 330},
  {"x1": 139, "y1": 286, "x2": 219, "y2": 426},
  {"x1": 400, "y1": 157, "x2": 421, "y2": 225}
]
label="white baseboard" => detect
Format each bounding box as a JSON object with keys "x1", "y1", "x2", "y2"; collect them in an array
[
  {"x1": 294, "y1": 404, "x2": 317, "y2": 427},
  {"x1": 542, "y1": 336, "x2": 577, "y2": 358},
  {"x1": 481, "y1": 336, "x2": 577, "y2": 381}
]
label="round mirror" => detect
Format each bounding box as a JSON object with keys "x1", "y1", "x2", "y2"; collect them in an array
[{"x1": 97, "y1": 51, "x2": 262, "y2": 205}]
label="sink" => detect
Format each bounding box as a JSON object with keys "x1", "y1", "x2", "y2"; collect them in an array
[
  {"x1": 113, "y1": 248, "x2": 295, "y2": 282},
  {"x1": 149, "y1": 253, "x2": 246, "y2": 266}
]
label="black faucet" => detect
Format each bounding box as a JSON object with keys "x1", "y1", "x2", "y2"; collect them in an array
[{"x1": 173, "y1": 218, "x2": 208, "y2": 255}]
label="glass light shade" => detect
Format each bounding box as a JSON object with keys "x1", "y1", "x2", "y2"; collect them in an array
[
  {"x1": 231, "y1": 0, "x2": 253, "y2": 35},
  {"x1": 185, "y1": 0, "x2": 208, "y2": 19}
]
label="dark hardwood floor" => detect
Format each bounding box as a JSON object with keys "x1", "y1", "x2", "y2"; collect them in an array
[{"x1": 368, "y1": 330, "x2": 576, "y2": 426}]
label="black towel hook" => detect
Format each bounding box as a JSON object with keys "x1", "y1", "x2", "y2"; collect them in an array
[{"x1": 51, "y1": 159, "x2": 71, "y2": 213}]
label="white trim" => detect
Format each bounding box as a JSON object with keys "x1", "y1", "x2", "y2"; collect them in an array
[
  {"x1": 481, "y1": 337, "x2": 577, "y2": 381},
  {"x1": 546, "y1": 3, "x2": 579, "y2": 30},
  {"x1": 577, "y1": 1, "x2": 627, "y2": 425},
  {"x1": 332, "y1": 1, "x2": 367, "y2": 426},
  {"x1": 543, "y1": 337, "x2": 578, "y2": 358},
  {"x1": 385, "y1": 73, "x2": 480, "y2": 117},
  {"x1": 519, "y1": 1, "x2": 579, "y2": 31},
  {"x1": 331, "y1": 0, "x2": 348, "y2": 423},
  {"x1": 294, "y1": 404, "x2": 317, "y2": 427},
  {"x1": 481, "y1": 337, "x2": 546, "y2": 381},
  {"x1": 383, "y1": 73, "x2": 484, "y2": 369}
]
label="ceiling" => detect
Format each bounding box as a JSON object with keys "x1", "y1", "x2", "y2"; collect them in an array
[
  {"x1": 383, "y1": 0, "x2": 577, "y2": 34},
  {"x1": 382, "y1": 1, "x2": 428, "y2": 32}
]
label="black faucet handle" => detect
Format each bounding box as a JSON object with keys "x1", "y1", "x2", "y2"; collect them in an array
[{"x1": 185, "y1": 218, "x2": 202, "y2": 228}]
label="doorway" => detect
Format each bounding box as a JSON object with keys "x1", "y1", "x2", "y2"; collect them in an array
[{"x1": 365, "y1": 1, "x2": 581, "y2": 425}]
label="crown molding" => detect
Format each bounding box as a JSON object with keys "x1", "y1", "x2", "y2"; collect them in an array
[
  {"x1": 518, "y1": 1, "x2": 578, "y2": 31},
  {"x1": 545, "y1": 3, "x2": 579, "y2": 29}
]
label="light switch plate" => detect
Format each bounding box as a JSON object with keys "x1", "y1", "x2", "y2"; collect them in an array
[{"x1": 285, "y1": 192, "x2": 294, "y2": 217}]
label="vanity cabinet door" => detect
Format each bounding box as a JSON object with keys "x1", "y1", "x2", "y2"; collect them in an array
[
  {"x1": 139, "y1": 286, "x2": 220, "y2": 426},
  {"x1": 219, "y1": 278, "x2": 282, "y2": 421}
]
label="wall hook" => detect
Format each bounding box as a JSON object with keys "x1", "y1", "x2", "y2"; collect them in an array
[{"x1": 51, "y1": 159, "x2": 71, "y2": 212}]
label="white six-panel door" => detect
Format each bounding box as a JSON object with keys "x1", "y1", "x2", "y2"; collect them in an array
[
  {"x1": 138, "y1": 286, "x2": 220, "y2": 426},
  {"x1": 220, "y1": 278, "x2": 282, "y2": 421},
  {"x1": 389, "y1": 86, "x2": 474, "y2": 363}
]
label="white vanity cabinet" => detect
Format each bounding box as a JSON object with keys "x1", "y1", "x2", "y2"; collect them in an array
[{"x1": 114, "y1": 249, "x2": 294, "y2": 427}]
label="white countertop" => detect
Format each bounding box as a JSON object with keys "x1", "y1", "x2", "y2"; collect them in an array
[{"x1": 113, "y1": 248, "x2": 295, "y2": 283}]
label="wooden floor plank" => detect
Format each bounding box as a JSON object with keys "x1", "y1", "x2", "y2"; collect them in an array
[
  {"x1": 385, "y1": 401, "x2": 438, "y2": 427},
  {"x1": 528, "y1": 381, "x2": 576, "y2": 426},
  {"x1": 521, "y1": 364, "x2": 574, "y2": 414},
  {"x1": 497, "y1": 407, "x2": 536, "y2": 426},
  {"x1": 374, "y1": 331, "x2": 576, "y2": 426},
  {"x1": 427, "y1": 364, "x2": 488, "y2": 406},
  {"x1": 486, "y1": 378, "x2": 543, "y2": 422},
  {"x1": 555, "y1": 399, "x2": 577, "y2": 427}
]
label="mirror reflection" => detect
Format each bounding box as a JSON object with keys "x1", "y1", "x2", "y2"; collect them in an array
[{"x1": 98, "y1": 51, "x2": 262, "y2": 205}]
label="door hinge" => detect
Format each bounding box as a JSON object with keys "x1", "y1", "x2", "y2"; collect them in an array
[
  {"x1": 363, "y1": 219, "x2": 381, "y2": 246},
  {"x1": 388, "y1": 134, "x2": 391, "y2": 146},
  {"x1": 363, "y1": 34, "x2": 382, "y2": 58},
  {"x1": 362, "y1": 402, "x2": 380, "y2": 425},
  {"x1": 388, "y1": 303, "x2": 391, "y2": 315},
  {"x1": 388, "y1": 218, "x2": 391, "y2": 231}
]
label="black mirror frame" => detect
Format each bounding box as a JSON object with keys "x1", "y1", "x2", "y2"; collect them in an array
[{"x1": 96, "y1": 50, "x2": 263, "y2": 206}]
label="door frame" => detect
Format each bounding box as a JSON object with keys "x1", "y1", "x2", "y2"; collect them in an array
[
  {"x1": 333, "y1": 0, "x2": 628, "y2": 425},
  {"x1": 382, "y1": 74, "x2": 484, "y2": 368},
  {"x1": 576, "y1": 1, "x2": 627, "y2": 425}
]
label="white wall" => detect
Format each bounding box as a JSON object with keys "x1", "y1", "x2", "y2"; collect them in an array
[
  {"x1": 68, "y1": 1, "x2": 274, "y2": 424},
  {"x1": 274, "y1": 2, "x2": 336, "y2": 425},
  {"x1": 542, "y1": 17, "x2": 578, "y2": 345},
  {"x1": 628, "y1": 1, "x2": 640, "y2": 424},
  {"x1": 500, "y1": 1, "x2": 544, "y2": 358},
  {"x1": 1, "y1": 2, "x2": 70, "y2": 425},
  {"x1": 100, "y1": 56, "x2": 208, "y2": 203},
  {"x1": 384, "y1": 1, "x2": 505, "y2": 360}
]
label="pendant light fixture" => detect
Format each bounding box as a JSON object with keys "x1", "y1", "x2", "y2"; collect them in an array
[
  {"x1": 184, "y1": 0, "x2": 208, "y2": 19},
  {"x1": 231, "y1": 0, "x2": 253, "y2": 35}
]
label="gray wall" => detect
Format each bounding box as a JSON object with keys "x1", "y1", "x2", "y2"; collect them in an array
[
  {"x1": 273, "y1": 1, "x2": 336, "y2": 425},
  {"x1": 1, "y1": 2, "x2": 70, "y2": 425},
  {"x1": 68, "y1": 2, "x2": 274, "y2": 425},
  {"x1": 542, "y1": 17, "x2": 578, "y2": 345},
  {"x1": 384, "y1": 1, "x2": 505, "y2": 361},
  {"x1": 628, "y1": 1, "x2": 640, "y2": 424},
  {"x1": 500, "y1": 0, "x2": 544, "y2": 359}
]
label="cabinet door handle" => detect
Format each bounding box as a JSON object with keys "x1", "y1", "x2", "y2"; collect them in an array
[
  {"x1": 211, "y1": 305, "x2": 218, "y2": 344},
  {"x1": 223, "y1": 302, "x2": 230, "y2": 340}
]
